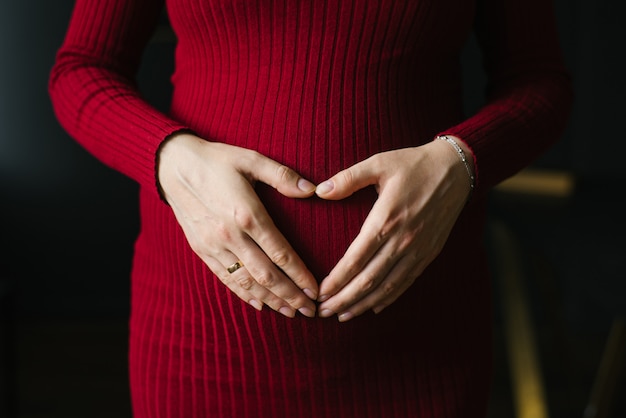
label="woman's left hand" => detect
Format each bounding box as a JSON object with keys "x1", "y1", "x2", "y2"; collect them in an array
[{"x1": 315, "y1": 137, "x2": 474, "y2": 322}]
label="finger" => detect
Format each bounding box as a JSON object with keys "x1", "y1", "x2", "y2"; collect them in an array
[
  {"x1": 235, "y1": 236, "x2": 318, "y2": 316},
  {"x1": 318, "y1": 234, "x2": 401, "y2": 316},
  {"x1": 169, "y1": 177, "x2": 318, "y2": 314},
  {"x1": 205, "y1": 255, "x2": 314, "y2": 318},
  {"x1": 336, "y1": 254, "x2": 423, "y2": 322},
  {"x1": 317, "y1": 200, "x2": 391, "y2": 302},
  {"x1": 315, "y1": 156, "x2": 379, "y2": 200},
  {"x1": 236, "y1": 205, "x2": 319, "y2": 301},
  {"x1": 245, "y1": 152, "x2": 316, "y2": 198},
  {"x1": 202, "y1": 255, "x2": 264, "y2": 311}
]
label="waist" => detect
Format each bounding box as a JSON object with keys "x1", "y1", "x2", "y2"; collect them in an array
[{"x1": 168, "y1": 84, "x2": 464, "y2": 181}]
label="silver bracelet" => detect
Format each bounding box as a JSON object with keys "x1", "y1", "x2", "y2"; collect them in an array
[{"x1": 436, "y1": 135, "x2": 475, "y2": 193}]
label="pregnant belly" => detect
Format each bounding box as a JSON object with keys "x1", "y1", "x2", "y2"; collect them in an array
[{"x1": 256, "y1": 183, "x2": 377, "y2": 282}]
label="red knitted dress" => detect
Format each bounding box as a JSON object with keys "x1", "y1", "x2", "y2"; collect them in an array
[{"x1": 49, "y1": 0, "x2": 572, "y2": 416}]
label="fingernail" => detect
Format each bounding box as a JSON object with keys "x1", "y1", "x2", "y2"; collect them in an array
[
  {"x1": 279, "y1": 307, "x2": 296, "y2": 318},
  {"x1": 319, "y1": 309, "x2": 334, "y2": 318},
  {"x1": 317, "y1": 294, "x2": 329, "y2": 302},
  {"x1": 249, "y1": 299, "x2": 263, "y2": 311},
  {"x1": 298, "y1": 306, "x2": 316, "y2": 318},
  {"x1": 303, "y1": 288, "x2": 317, "y2": 300},
  {"x1": 373, "y1": 305, "x2": 385, "y2": 314},
  {"x1": 315, "y1": 180, "x2": 334, "y2": 195},
  {"x1": 297, "y1": 178, "x2": 316, "y2": 193},
  {"x1": 338, "y1": 312, "x2": 354, "y2": 322}
]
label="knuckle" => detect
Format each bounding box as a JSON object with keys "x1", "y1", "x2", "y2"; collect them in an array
[
  {"x1": 382, "y1": 281, "x2": 396, "y2": 296},
  {"x1": 270, "y1": 250, "x2": 290, "y2": 267},
  {"x1": 282, "y1": 293, "x2": 303, "y2": 308},
  {"x1": 364, "y1": 220, "x2": 390, "y2": 244},
  {"x1": 236, "y1": 275, "x2": 255, "y2": 291},
  {"x1": 396, "y1": 232, "x2": 416, "y2": 253},
  {"x1": 339, "y1": 168, "x2": 354, "y2": 187},
  {"x1": 255, "y1": 272, "x2": 276, "y2": 288},
  {"x1": 275, "y1": 164, "x2": 294, "y2": 184},
  {"x1": 343, "y1": 259, "x2": 361, "y2": 277},
  {"x1": 380, "y1": 218, "x2": 400, "y2": 240},
  {"x1": 214, "y1": 222, "x2": 232, "y2": 242},
  {"x1": 233, "y1": 208, "x2": 255, "y2": 230},
  {"x1": 358, "y1": 273, "x2": 378, "y2": 292},
  {"x1": 375, "y1": 229, "x2": 387, "y2": 244}
]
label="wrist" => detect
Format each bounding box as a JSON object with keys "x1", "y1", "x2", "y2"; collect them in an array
[
  {"x1": 434, "y1": 135, "x2": 475, "y2": 199},
  {"x1": 448, "y1": 136, "x2": 475, "y2": 175},
  {"x1": 156, "y1": 131, "x2": 206, "y2": 202},
  {"x1": 158, "y1": 131, "x2": 203, "y2": 159}
]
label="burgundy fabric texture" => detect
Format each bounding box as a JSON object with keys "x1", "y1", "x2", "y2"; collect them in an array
[{"x1": 49, "y1": 0, "x2": 572, "y2": 416}]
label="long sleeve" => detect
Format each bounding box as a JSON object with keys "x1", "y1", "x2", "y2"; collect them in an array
[
  {"x1": 443, "y1": 0, "x2": 574, "y2": 193},
  {"x1": 48, "y1": 0, "x2": 188, "y2": 197}
]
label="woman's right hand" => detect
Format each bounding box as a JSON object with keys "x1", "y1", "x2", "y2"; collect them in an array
[{"x1": 157, "y1": 132, "x2": 319, "y2": 318}]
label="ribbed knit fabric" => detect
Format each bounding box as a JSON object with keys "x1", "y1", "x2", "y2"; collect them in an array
[{"x1": 49, "y1": 0, "x2": 572, "y2": 417}]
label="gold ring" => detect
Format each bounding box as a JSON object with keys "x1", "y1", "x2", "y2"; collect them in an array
[{"x1": 227, "y1": 261, "x2": 244, "y2": 274}]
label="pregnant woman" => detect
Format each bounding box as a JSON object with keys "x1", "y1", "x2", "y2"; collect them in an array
[{"x1": 49, "y1": 0, "x2": 572, "y2": 416}]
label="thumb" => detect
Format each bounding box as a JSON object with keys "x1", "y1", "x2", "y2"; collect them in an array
[
  {"x1": 252, "y1": 156, "x2": 317, "y2": 198},
  {"x1": 315, "y1": 158, "x2": 377, "y2": 200}
]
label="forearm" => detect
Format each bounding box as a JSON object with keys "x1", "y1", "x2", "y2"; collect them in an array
[
  {"x1": 440, "y1": 0, "x2": 573, "y2": 193},
  {"x1": 48, "y1": 0, "x2": 189, "y2": 197},
  {"x1": 442, "y1": 73, "x2": 573, "y2": 193},
  {"x1": 49, "y1": 58, "x2": 187, "y2": 192}
]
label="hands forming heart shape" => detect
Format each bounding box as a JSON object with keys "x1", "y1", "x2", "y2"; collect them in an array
[{"x1": 158, "y1": 132, "x2": 473, "y2": 322}]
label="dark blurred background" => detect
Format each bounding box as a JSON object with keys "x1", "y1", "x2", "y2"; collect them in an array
[{"x1": 1, "y1": 1, "x2": 624, "y2": 417}]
